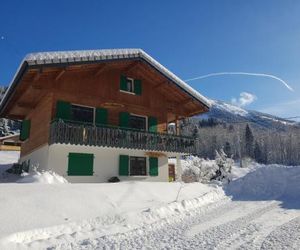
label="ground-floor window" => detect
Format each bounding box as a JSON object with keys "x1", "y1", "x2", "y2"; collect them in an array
[{"x1": 130, "y1": 156, "x2": 147, "y2": 176}]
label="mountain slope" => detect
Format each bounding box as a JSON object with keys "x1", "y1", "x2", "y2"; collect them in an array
[{"x1": 198, "y1": 100, "x2": 298, "y2": 130}]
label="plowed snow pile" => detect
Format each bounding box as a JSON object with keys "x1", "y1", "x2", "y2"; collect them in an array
[{"x1": 227, "y1": 165, "x2": 300, "y2": 202}]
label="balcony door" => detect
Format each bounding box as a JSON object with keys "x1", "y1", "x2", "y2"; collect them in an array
[
  {"x1": 70, "y1": 104, "x2": 94, "y2": 124},
  {"x1": 129, "y1": 114, "x2": 147, "y2": 131}
]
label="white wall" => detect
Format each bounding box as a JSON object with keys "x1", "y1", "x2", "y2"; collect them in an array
[
  {"x1": 48, "y1": 144, "x2": 170, "y2": 183},
  {"x1": 19, "y1": 144, "x2": 49, "y2": 171}
]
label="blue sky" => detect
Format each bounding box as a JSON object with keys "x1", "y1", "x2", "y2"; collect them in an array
[{"x1": 1, "y1": 0, "x2": 300, "y2": 119}]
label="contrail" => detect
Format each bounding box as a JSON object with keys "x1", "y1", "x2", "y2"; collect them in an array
[{"x1": 184, "y1": 72, "x2": 294, "y2": 92}]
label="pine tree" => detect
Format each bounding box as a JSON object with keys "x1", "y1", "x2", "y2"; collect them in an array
[
  {"x1": 254, "y1": 141, "x2": 263, "y2": 163},
  {"x1": 245, "y1": 124, "x2": 254, "y2": 158},
  {"x1": 224, "y1": 141, "x2": 232, "y2": 157}
]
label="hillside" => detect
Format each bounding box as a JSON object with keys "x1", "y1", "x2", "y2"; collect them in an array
[{"x1": 182, "y1": 100, "x2": 300, "y2": 165}]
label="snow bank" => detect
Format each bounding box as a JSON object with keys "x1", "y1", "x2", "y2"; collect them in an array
[
  {"x1": 0, "y1": 151, "x2": 67, "y2": 184},
  {"x1": 16, "y1": 170, "x2": 68, "y2": 184},
  {"x1": 226, "y1": 164, "x2": 300, "y2": 202},
  {"x1": 0, "y1": 181, "x2": 225, "y2": 243}
]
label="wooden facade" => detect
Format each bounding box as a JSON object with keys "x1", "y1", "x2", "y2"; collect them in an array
[{"x1": 1, "y1": 58, "x2": 209, "y2": 157}]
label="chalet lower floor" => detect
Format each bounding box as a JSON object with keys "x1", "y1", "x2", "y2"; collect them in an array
[{"x1": 19, "y1": 144, "x2": 182, "y2": 183}]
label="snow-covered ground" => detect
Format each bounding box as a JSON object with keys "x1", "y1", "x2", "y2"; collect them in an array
[{"x1": 0, "y1": 151, "x2": 299, "y2": 249}]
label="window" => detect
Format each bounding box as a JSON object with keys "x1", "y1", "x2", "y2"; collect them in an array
[
  {"x1": 126, "y1": 77, "x2": 134, "y2": 93},
  {"x1": 70, "y1": 104, "x2": 94, "y2": 123},
  {"x1": 120, "y1": 75, "x2": 142, "y2": 95},
  {"x1": 129, "y1": 114, "x2": 147, "y2": 130},
  {"x1": 130, "y1": 156, "x2": 147, "y2": 176}
]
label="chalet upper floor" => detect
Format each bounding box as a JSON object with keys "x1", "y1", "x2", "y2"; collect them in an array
[{"x1": 0, "y1": 49, "x2": 211, "y2": 155}]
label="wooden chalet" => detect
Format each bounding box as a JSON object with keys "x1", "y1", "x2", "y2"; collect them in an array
[{"x1": 0, "y1": 49, "x2": 210, "y2": 182}]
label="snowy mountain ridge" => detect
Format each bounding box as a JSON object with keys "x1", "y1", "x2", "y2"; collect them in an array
[{"x1": 199, "y1": 99, "x2": 298, "y2": 129}]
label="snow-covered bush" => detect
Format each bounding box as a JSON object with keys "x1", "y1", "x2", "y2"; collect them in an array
[
  {"x1": 212, "y1": 149, "x2": 234, "y2": 183},
  {"x1": 182, "y1": 150, "x2": 233, "y2": 183}
]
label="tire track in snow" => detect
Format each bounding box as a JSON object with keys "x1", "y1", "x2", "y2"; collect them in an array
[
  {"x1": 62, "y1": 201, "x2": 279, "y2": 249},
  {"x1": 261, "y1": 216, "x2": 300, "y2": 250},
  {"x1": 215, "y1": 207, "x2": 300, "y2": 250}
]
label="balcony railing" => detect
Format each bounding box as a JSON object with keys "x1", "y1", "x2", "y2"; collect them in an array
[{"x1": 49, "y1": 119, "x2": 197, "y2": 154}]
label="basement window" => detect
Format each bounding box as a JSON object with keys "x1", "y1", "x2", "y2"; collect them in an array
[{"x1": 130, "y1": 156, "x2": 147, "y2": 176}]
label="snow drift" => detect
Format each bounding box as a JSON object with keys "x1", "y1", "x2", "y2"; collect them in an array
[
  {"x1": 226, "y1": 165, "x2": 300, "y2": 203},
  {"x1": 16, "y1": 170, "x2": 68, "y2": 184}
]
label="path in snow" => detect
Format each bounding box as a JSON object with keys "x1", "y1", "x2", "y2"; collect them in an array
[{"x1": 7, "y1": 199, "x2": 300, "y2": 250}]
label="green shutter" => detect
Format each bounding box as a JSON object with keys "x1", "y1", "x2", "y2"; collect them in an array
[
  {"x1": 68, "y1": 153, "x2": 94, "y2": 176},
  {"x1": 134, "y1": 79, "x2": 142, "y2": 95},
  {"x1": 20, "y1": 120, "x2": 31, "y2": 141},
  {"x1": 149, "y1": 157, "x2": 159, "y2": 176},
  {"x1": 95, "y1": 108, "x2": 108, "y2": 125},
  {"x1": 120, "y1": 75, "x2": 127, "y2": 91},
  {"x1": 148, "y1": 116, "x2": 158, "y2": 132},
  {"x1": 119, "y1": 112, "x2": 130, "y2": 128},
  {"x1": 56, "y1": 100, "x2": 71, "y2": 120},
  {"x1": 119, "y1": 155, "x2": 129, "y2": 176}
]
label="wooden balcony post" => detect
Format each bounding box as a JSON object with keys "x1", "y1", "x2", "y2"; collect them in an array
[{"x1": 175, "y1": 116, "x2": 180, "y2": 136}]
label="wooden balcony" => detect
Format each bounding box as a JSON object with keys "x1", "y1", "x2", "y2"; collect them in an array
[{"x1": 49, "y1": 119, "x2": 197, "y2": 154}]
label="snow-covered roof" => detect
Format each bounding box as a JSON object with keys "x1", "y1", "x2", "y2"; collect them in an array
[{"x1": 0, "y1": 49, "x2": 211, "y2": 115}]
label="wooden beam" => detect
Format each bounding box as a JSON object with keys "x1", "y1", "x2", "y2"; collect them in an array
[
  {"x1": 55, "y1": 69, "x2": 66, "y2": 81},
  {"x1": 94, "y1": 64, "x2": 107, "y2": 77},
  {"x1": 153, "y1": 81, "x2": 168, "y2": 90},
  {"x1": 31, "y1": 83, "x2": 52, "y2": 90},
  {"x1": 17, "y1": 102, "x2": 36, "y2": 109},
  {"x1": 32, "y1": 68, "x2": 43, "y2": 82},
  {"x1": 181, "y1": 98, "x2": 194, "y2": 106},
  {"x1": 6, "y1": 114, "x2": 24, "y2": 120},
  {"x1": 123, "y1": 61, "x2": 140, "y2": 73}
]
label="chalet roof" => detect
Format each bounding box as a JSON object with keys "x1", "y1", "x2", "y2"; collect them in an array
[{"x1": 0, "y1": 49, "x2": 211, "y2": 116}]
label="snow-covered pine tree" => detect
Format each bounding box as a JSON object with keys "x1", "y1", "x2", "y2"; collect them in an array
[{"x1": 212, "y1": 149, "x2": 234, "y2": 183}]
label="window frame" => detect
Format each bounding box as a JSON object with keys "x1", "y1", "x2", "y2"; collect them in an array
[
  {"x1": 129, "y1": 113, "x2": 148, "y2": 131},
  {"x1": 129, "y1": 156, "x2": 147, "y2": 176},
  {"x1": 70, "y1": 103, "x2": 96, "y2": 125},
  {"x1": 120, "y1": 77, "x2": 136, "y2": 95}
]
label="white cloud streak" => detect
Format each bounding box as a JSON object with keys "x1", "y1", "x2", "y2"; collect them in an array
[
  {"x1": 184, "y1": 72, "x2": 294, "y2": 92},
  {"x1": 231, "y1": 92, "x2": 257, "y2": 107}
]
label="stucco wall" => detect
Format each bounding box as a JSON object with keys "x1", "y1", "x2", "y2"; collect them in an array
[
  {"x1": 47, "y1": 144, "x2": 170, "y2": 183},
  {"x1": 19, "y1": 144, "x2": 49, "y2": 171}
]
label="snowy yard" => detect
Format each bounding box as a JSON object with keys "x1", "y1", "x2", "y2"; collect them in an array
[{"x1": 0, "y1": 152, "x2": 300, "y2": 249}]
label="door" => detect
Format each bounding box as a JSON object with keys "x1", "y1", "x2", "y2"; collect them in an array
[{"x1": 168, "y1": 164, "x2": 175, "y2": 182}]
